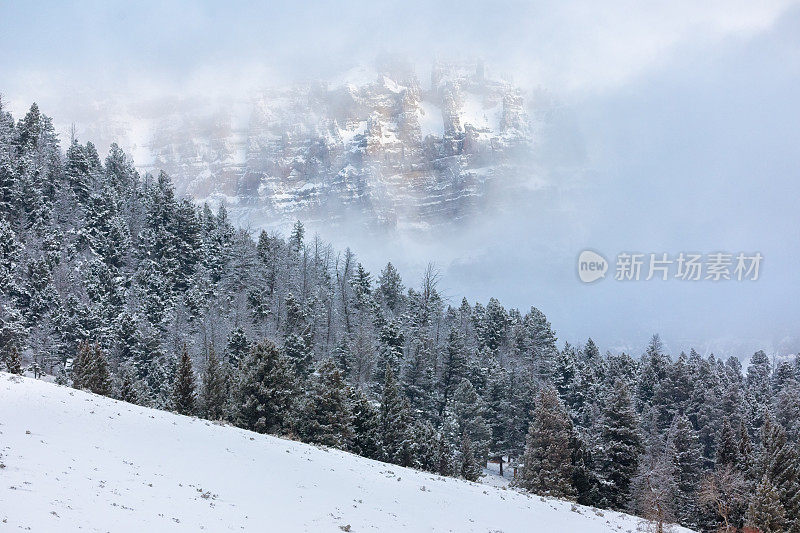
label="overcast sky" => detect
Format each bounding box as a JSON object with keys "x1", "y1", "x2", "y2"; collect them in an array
[{"x1": 2, "y1": 0, "x2": 800, "y2": 358}]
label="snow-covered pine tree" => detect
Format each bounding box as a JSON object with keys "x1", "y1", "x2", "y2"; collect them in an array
[
  {"x1": 517, "y1": 386, "x2": 576, "y2": 498},
  {"x1": 347, "y1": 387, "x2": 381, "y2": 460},
  {"x1": 71, "y1": 341, "x2": 111, "y2": 396},
  {"x1": 283, "y1": 293, "x2": 313, "y2": 377},
  {"x1": 459, "y1": 433, "x2": 482, "y2": 482},
  {"x1": 666, "y1": 413, "x2": 703, "y2": 528},
  {"x1": 298, "y1": 359, "x2": 353, "y2": 448},
  {"x1": 172, "y1": 345, "x2": 196, "y2": 415},
  {"x1": 523, "y1": 306, "x2": 558, "y2": 378},
  {"x1": 599, "y1": 378, "x2": 642, "y2": 509},
  {"x1": 716, "y1": 417, "x2": 740, "y2": 468},
  {"x1": 288, "y1": 220, "x2": 304, "y2": 253},
  {"x1": 3, "y1": 343, "x2": 22, "y2": 374},
  {"x1": 746, "y1": 349, "x2": 772, "y2": 430},
  {"x1": 236, "y1": 341, "x2": 297, "y2": 434},
  {"x1": 380, "y1": 366, "x2": 413, "y2": 466},
  {"x1": 377, "y1": 262, "x2": 405, "y2": 314},
  {"x1": 446, "y1": 378, "x2": 491, "y2": 463},
  {"x1": 200, "y1": 347, "x2": 228, "y2": 420},
  {"x1": 374, "y1": 319, "x2": 404, "y2": 383},
  {"x1": 115, "y1": 363, "x2": 140, "y2": 405},
  {"x1": 332, "y1": 337, "x2": 354, "y2": 379},
  {"x1": 439, "y1": 328, "x2": 468, "y2": 417},
  {"x1": 746, "y1": 475, "x2": 787, "y2": 533},
  {"x1": 752, "y1": 414, "x2": 800, "y2": 531}
]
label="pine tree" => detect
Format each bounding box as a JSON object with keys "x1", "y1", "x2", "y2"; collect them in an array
[
  {"x1": 71, "y1": 341, "x2": 111, "y2": 396},
  {"x1": 283, "y1": 293, "x2": 313, "y2": 377},
  {"x1": 298, "y1": 359, "x2": 353, "y2": 448},
  {"x1": 375, "y1": 319, "x2": 404, "y2": 382},
  {"x1": 380, "y1": 366, "x2": 413, "y2": 466},
  {"x1": 332, "y1": 337, "x2": 354, "y2": 379},
  {"x1": 459, "y1": 433, "x2": 482, "y2": 482},
  {"x1": 775, "y1": 378, "x2": 800, "y2": 443},
  {"x1": 752, "y1": 415, "x2": 800, "y2": 530},
  {"x1": 347, "y1": 387, "x2": 381, "y2": 460},
  {"x1": 747, "y1": 349, "x2": 772, "y2": 429},
  {"x1": 172, "y1": 345, "x2": 196, "y2": 415},
  {"x1": 716, "y1": 418, "x2": 740, "y2": 468},
  {"x1": 115, "y1": 364, "x2": 140, "y2": 405},
  {"x1": 746, "y1": 476, "x2": 787, "y2": 533},
  {"x1": 225, "y1": 327, "x2": 250, "y2": 368},
  {"x1": 3, "y1": 343, "x2": 22, "y2": 374},
  {"x1": 636, "y1": 334, "x2": 670, "y2": 410},
  {"x1": 236, "y1": 341, "x2": 297, "y2": 434},
  {"x1": 288, "y1": 220, "x2": 304, "y2": 252},
  {"x1": 667, "y1": 413, "x2": 703, "y2": 528},
  {"x1": 599, "y1": 379, "x2": 642, "y2": 509},
  {"x1": 439, "y1": 328, "x2": 468, "y2": 416},
  {"x1": 446, "y1": 378, "x2": 491, "y2": 462},
  {"x1": 435, "y1": 420, "x2": 456, "y2": 476},
  {"x1": 200, "y1": 347, "x2": 227, "y2": 420},
  {"x1": 377, "y1": 262, "x2": 405, "y2": 313},
  {"x1": 523, "y1": 306, "x2": 558, "y2": 377},
  {"x1": 409, "y1": 419, "x2": 438, "y2": 472},
  {"x1": 517, "y1": 387, "x2": 576, "y2": 498}
]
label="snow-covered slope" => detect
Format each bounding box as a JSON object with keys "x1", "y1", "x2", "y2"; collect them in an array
[{"x1": 0, "y1": 373, "x2": 681, "y2": 532}]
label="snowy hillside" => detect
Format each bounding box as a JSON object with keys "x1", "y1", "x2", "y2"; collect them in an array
[{"x1": 0, "y1": 373, "x2": 688, "y2": 532}]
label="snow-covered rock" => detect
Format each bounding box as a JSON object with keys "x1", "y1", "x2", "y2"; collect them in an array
[
  {"x1": 0, "y1": 372, "x2": 692, "y2": 532},
  {"x1": 76, "y1": 60, "x2": 534, "y2": 231}
]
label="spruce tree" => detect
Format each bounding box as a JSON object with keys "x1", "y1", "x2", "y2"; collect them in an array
[
  {"x1": 4, "y1": 343, "x2": 22, "y2": 374},
  {"x1": 332, "y1": 337, "x2": 354, "y2": 379},
  {"x1": 517, "y1": 387, "x2": 576, "y2": 498},
  {"x1": 439, "y1": 329, "x2": 468, "y2": 416},
  {"x1": 377, "y1": 262, "x2": 405, "y2": 313},
  {"x1": 200, "y1": 347, "x2": 227, "y2": 420},
  {"x1": 435, "y1": 421, "x2": 455, "y2": 476},
  {"x1": 459, "y1": 433, "x2": 482, "y2": 482},
  {"x1": 347, "y1": 387, "x2": 381, "y2": 460},
  {"x1": 599, "y1": 379, "x2": 642, "y2": 509},
  {"x1": 172, "y1": 345, "x2": 196, "y2": 415},
  {"x1": 298, "y1": 359, "x2": 353, "y2": 448},
  {"x1": 236, "y1": 341, "x2": 297, "y2": 434},
  {"x1": 380, "y1": 366, "x2": 413, "y2": 466},
  {"x1": 72, "y1": 341, "x2": 111, "y2": 396},
  {"x1": 716, "y1": 418, "x2": 740, "y2": 468},
  {"x1": 375, "y1": 319, "x2": 404, "y2": 382},
  {"x1": 667, "y1": 413, "x2": 703, "y2": 528},
  {"x1": 746, "y1": 476, "x2": 787, "y2": 533},
  {"x1": 752, "y1": 415, "x2": 800, "y2": 530},
  {"x1": 225, "y1": 327, "x2": 250, "y2": 368},
  {"x1": 523, "y1": 306, "x2": 558, "y2": 377},
  {"x1": 446, "y1": 378, "x2": 491, "y2": 462},
  {"x1": 115, "y1": 364, "x2": 140, "y2": 405}
]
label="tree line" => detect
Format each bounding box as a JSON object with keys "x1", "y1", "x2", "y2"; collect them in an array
[{"x1": 1, "y1": 99, "x2": 799, "y2": 532}]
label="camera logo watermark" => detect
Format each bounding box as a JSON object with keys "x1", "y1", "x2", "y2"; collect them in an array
[{"x1": 578, "y1": 251, "x2": 762, "y2": 283}]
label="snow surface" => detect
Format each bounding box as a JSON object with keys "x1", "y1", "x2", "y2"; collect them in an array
[
  {"x1": 419, "y1": 101, "x2": 444, "y2": 138},
  {"x1": 459, "y1": 92, "x2": 501, "y2": 131},
  {"x1": 0, "y1": 373, "x2": 690, "y2": 532}
]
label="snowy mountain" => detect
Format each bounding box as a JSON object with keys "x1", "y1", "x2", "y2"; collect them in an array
[
  {"x1": 0, "y1": 372, "x2": 688, "y2": 532},
  {"x1": 75, "y1": 59, "x2": 534, "y2": 231}
]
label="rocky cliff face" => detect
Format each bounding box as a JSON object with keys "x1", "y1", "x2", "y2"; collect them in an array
[{"x1": 130, "y1": 60, "x2": 533, "y2": 230}]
